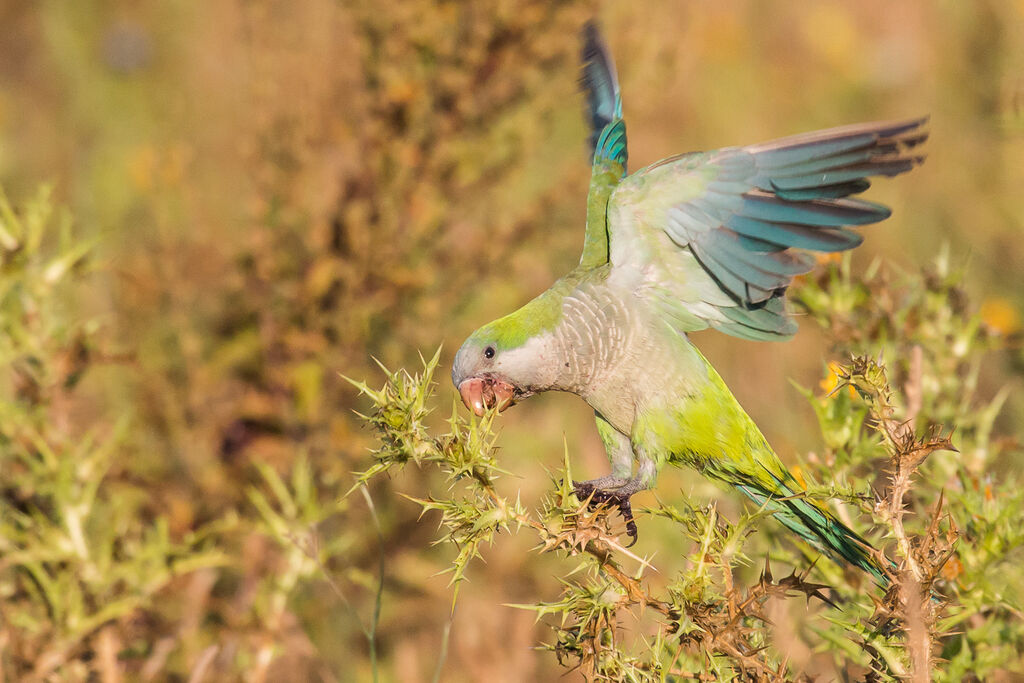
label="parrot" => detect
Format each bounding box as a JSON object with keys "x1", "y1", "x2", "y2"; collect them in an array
[{"x1": 451, "y1": 22, "x2": 926, "y2": 580}]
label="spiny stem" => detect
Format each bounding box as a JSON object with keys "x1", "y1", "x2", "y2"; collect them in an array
[{"x1": 359, "y1": 485, "x2": 385, "y2": 683}]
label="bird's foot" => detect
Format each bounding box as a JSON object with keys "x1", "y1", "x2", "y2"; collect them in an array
[{"x1": 572, "y1": 477, "x2": 640, "y2": 547}]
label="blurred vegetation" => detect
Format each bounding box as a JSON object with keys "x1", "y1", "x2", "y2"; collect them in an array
[{"x1": 0, "y1": 1, "x2": 1022, "y2": 680}]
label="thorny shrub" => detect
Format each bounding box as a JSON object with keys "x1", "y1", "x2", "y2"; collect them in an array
[
  {"x1": 0, "y1": 187, "x2": 227, "y2": 680},
  {"x1": 349, "y1": 252, "x2": 1023, "y2": 681}
]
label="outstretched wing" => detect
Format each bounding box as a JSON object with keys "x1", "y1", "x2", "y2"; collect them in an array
[
  {"x1": 579, "y1": 22, "x2": 627, "y2": 270},
  {"x1": 582, "y1": 21, "x2": 623, "y2": 164},
  {"x1": 607, "y1": 118, "x2": 927, "y2": 340}
]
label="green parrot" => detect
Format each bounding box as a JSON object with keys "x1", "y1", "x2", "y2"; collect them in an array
[{"x1": 451, "y1": 23, "x2": 926, "y2": 579}]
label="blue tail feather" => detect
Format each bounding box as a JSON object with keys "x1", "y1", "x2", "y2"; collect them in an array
[{"x1": 737, "y1": 482, "x2": 887, "y2": 585}]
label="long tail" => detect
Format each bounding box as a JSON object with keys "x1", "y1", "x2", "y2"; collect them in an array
[{"x1": 737, "y1": 480, "x2": 887, "y2": 585}]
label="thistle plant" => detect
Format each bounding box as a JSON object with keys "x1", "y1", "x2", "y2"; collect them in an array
[
  {"x1": 0, "y1": 187, "x2": 226, "y2": 680},
  {"x1": 349, "y1": 253, "x2": 1023, "y2": 681}
]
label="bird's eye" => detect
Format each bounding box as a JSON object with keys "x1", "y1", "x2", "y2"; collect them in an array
[{"x1": 484, "y1": 346, "x2": 495, "y2": 359}]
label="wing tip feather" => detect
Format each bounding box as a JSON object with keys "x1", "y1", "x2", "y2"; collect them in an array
[{"x1": 610, "y1": 115, "x2": 927, "y2": 342}]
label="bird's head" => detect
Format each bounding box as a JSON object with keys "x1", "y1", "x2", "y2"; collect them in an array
[
  {"x1": 453, "y1": 287, "x2": 568, "y2": 416},
  {"x1": 451, "y1": 326, "x2": 529, "y2": 417},
  {"x1": 452, "y1": 303, "x2": 567, "y2": 417}
]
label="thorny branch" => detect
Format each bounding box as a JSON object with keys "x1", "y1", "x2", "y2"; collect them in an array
[
  {"x1": 350, "y1": 356, "x2": 848, "y2": 680},
  {"x1": 834, "y1": 356, "x2": 958, "y2": 682},
  {"x1": 351, "y1": 323, "x2": 988, "y2": 681}
]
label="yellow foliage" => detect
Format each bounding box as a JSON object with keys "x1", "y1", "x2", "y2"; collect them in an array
[
  {"x1": 980, "y1": 297, "x2": 1020, "y2": 335},
  {"x1": 820, "y1": 360, "x2": 857, "y2": 399}
]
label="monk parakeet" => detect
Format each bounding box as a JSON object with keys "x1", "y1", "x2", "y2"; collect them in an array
[{"x1": 452, "y1": 23, "x2": 925, "y2": 578}]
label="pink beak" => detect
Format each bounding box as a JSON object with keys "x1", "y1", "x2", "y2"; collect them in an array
[{"x1": 458, "y1": 377, "x2": 517, "y2": 417}]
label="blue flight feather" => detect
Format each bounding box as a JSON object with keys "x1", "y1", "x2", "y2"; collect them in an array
[
  {"x1": 726, "y1": 215, "x2": 864, "y2": 251},
  {"x1": 582, "y1": 21, "x2": 627, "y2": 170}
]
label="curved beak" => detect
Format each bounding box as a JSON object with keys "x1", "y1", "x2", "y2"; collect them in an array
[{"x1": 458, "y1": 377, "x2": 517, "y2": 417}]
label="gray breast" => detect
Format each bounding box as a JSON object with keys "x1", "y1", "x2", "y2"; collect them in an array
[{"x1": 555, "y1": 282, "x2": 640, "y2": 432}]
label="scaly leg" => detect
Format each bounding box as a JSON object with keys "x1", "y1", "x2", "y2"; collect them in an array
[{"x1": 572, "y1": 414, "x2": 655, "y2": 546}]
